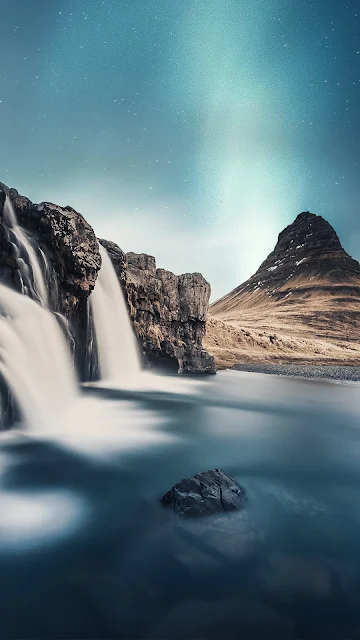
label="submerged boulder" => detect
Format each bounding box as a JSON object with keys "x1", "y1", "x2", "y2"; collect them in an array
[{"x1": 161, "y1": 469, "x2": 246, "y2": 517}]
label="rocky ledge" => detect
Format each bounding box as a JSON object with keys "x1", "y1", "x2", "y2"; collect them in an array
[
  {"x1": 100, "y1": 240, "x2": 215, "y2": 373},
  {"x1": 0, "y1": 182, "x2": 215, "y2": 376},
  {"x1": 161, "y1": 469, "x2": 246, "y2": 516}
]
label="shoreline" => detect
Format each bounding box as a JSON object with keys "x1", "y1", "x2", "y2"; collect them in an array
[{"x1": 231, "y1": 363, "x2": 360, "y2": 383}]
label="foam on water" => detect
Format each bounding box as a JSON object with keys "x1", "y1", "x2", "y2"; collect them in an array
[
  {"x1": 87, "y1": 369, "x2": 206, "y2": 396},
  {"x1": 44, "y1": 396, "x2": 176, "y2": 459}
]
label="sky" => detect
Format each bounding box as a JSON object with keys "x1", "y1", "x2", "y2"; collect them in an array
[{"x1": 0, "y1": 0, "x2": 359, "y2": 301}]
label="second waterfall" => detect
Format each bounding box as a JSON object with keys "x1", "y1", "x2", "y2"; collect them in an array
[{"x1": 90, "y1": 244, "x2": 142, "y2": 384}]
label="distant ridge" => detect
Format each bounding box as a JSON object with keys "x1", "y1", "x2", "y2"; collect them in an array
[{"x1": 205, "y1": 213, "x2": 360, "y2": 368}]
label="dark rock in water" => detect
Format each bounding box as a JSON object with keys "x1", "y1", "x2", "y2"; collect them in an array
[
  {"x1": 0, "y1": 374, "x2": 17, "y2": 430},
  {"x1": 161, "y1": 469, "x2": 246, "y2": 517}
]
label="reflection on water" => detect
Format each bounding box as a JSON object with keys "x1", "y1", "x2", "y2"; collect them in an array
[
  {"x1": 0, "y1": 371, "x2": 360, "y2": 638},
  {"x1": 0, "y1": 490, "x2": 86, "y2": 551}
]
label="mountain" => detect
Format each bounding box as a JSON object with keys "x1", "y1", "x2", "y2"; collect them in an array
[{"x1": 205, "y1": 212, "x2": 360, "y2": 368}]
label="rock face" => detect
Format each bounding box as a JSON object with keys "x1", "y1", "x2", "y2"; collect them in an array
[
  {"x1": 101, "y1": 242, "x2": 216, "y2": 374},
  {"x1": 0, "y1": 182, "x2": 102, "y2": 377},
  {"x1": 207, "y1": 212, "x2": 360, "y2": 368},
  {"x1": 161, "y1": 469, "x2": 246, "y2": 516},
  {"x1": 0, "y1": 182, "x2": 215, "y2": 377},
  {"x1": 18, "y1": 201, "x2": 101, "y2": 315}
]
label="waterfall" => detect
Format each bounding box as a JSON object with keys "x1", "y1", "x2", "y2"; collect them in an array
[
  {"x1": 0, "y1": 283, "x2": 77, "y2": 432},
  {"x1": 0, "y1": 194, "x2": 78, "y2": 431},
  {"x1": 3, "y1": 196, "x2": 49, "y2": 306},
  {"x1": 90, "y1": 244, "x2": 142, "y2": 384}
]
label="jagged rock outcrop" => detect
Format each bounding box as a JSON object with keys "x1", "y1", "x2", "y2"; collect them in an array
[
  {"x1": 18, "y1": 201, "x2": 101, "y2": 316},
  {"x1": 0, "y1": 182, "x2": 215, "y2": 377},
  {"x1": 207, "y1": 212, "x2": 360, "y2": 368},
  {"x1": 161, "y1": 469, "x2": 246, "y2": 516},
  {"x1": 100, "y1": 241, "x2": 215, "y2": 373}
]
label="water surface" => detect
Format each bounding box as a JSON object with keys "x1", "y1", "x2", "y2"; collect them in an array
[{"x1": 1, "y1": 370, "x2": 360, "y2": 639}]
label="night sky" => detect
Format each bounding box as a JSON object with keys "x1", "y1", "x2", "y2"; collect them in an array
[{"x1": 1, "y1": 0, "x2": 359, "y2": 300}]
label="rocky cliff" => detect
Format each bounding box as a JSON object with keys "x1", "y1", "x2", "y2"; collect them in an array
[
  {"x1": 206, "y1": 212, "x2": 360, "y2": 368},
  {"x1": 100, "y1": 240, "x2": 215, "y2": 373},
  {"x1": 0, "y1": 182, "x2": 102, "y2": 378},
  {"x1": 0, "y1": 182, "x2": 215, "y2": 376}
]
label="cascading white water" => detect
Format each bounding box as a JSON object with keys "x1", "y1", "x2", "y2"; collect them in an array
[
  {"x1": 3, "y1": 196, "x2": 49, "y2": 306},
  {"x1": 0, "y1": 283, "x2": 77, "y2": 432},
  {"x1": 90, "y1": 244, "x2": 142, "y2": 384}
]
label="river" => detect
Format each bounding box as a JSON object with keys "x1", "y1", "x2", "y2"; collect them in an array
[{"x1": 0, "y1": 370, "x2": 359, "y2": 639}]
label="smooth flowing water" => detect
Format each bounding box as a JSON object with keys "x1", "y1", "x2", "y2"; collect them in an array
[
  {"x1": 90, "y1": 244, "x2": 142, "y2": 385},
  {"x1": 3, "y1": 196, "x2": 49, "y2": 306},
  {"x1": 0, "y1": 370, "x2": 360, "y2": 639},
  {"x1": 0, "y1": 284, "x2": 77, "y2": 432}
]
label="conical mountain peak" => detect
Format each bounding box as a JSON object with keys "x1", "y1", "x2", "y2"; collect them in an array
[{"x1": 211, "y1": 212, "x2": 360, "y2": 316}]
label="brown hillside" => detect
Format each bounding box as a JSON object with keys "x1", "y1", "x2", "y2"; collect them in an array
[{"x1": 205, "y1": 212, "x2": 360, "y2": 369}]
